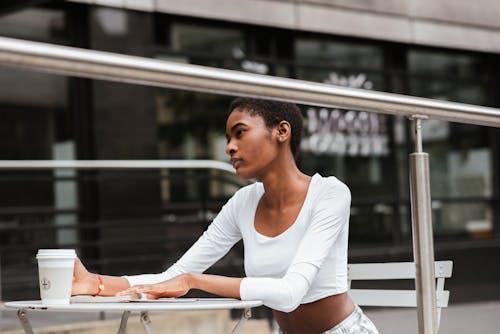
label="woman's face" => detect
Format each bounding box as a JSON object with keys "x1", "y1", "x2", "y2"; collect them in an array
[{"x1": 225, "y1": 109, "x2": 279, "y2": 179}]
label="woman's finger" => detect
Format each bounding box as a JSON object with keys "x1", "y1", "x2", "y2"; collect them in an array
[{"x1": 117, "y1": 285, "x2": 152, "y2": 296}]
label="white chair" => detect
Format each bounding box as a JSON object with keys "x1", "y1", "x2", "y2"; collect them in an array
[{"x1": 348, "y1": 261, "x2": 453, "y2": 329}]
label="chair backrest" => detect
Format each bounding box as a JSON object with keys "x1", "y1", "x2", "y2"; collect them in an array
[{"x1": 348, "y1": 261, "x2": 452, "y2": 308}]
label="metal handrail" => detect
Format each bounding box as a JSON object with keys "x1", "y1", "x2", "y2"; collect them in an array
[
  {"x1": 0, "y1": 36, "x2": 499, "y2": 127},
  {"x1": 0, "y1": 159, "x2": 235, "y2": 173}
]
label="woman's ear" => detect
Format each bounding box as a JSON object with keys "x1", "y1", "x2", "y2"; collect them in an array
[{"x1": 276, "y1": 121, "x2": 291, "y2": 143}]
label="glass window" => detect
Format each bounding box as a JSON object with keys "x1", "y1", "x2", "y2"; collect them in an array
[
  {"x1": 296, "y1": 39, "x2": 383, "y2": 69},
  {"x1": 409, "y1": 51, "x2": 484, "y2": 78},
  {"x1": 0, "y1": 8, "x2": 66, "y2": 42},
  {"x1": 170, "y1": 23, "x2": 245, "y2": 59},
  {"x1": 0, "y1": 67, "x2": 68, "y2": 108},
  {"x1": 0, "y1": 7, "x2": 69, "y2": 110},
  {"x1": 408, "y1": 49, "x2": 494, "y2": 239},
  {"x1": 157, "y1": 22, "x2": 251, "y2": 72},
  {"x1": 409, "y1": 50, "x2": 488, "y2": 105},
  {"x1": 159, "y1": 20, "x2": 291, "y2": 76},
  {"x1": 294, "y1": 38, "x2": 395, "y2": 244},
  {"x1": 0, "y1": 7, "x2": 74, "y2": 286},
  {"x1": 295, "y1": 39, "x2": 385, "y2": 88},
  {"x1": 155, "y1": 88, "x2": 240, "y2": 202}
]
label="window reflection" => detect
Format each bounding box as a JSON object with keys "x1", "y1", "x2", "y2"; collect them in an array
[
  {"x1": 295, "y1": 38, "x2": 394, "y2": 243},
  {"x1": 0, "y1": 7, "x2": 76, "y2": 273},
  {"x1": 408, "y1": 49, "x2": 494, "y2": 239},
  {"x1": 155, "y1": 22, "x2": 250, "y2": 204},
  {"x1": 409, "y1": 51, "x2": 483, "y2": 78},
  {"x1": 409, "y1": 50, "x2": 487, "y2": 105},
  {"x1": 295, "y1": 39, "x2": 383, "y2": 69},
  {"x1": 0, "y1": 8, "x2": 66, "y2": 41},
  {"x1": 155, "y1": 87, "x2": 239, "y2": 202},
  {"x1": 170, "y1": 23, "x2": 245, "y2": 58},
  {"x1": 0, "y1": 67, "x2": 67, "y2": 108}
]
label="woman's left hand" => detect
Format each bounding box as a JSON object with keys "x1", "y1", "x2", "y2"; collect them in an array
[{"x1": 117, "y1": 274, "x2": 191, "y2": 299}]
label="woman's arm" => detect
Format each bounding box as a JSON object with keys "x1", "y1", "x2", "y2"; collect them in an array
[
  {"x1": 118, "y1": 273, "x2": 242, "y2": 299},
  {"x1": 73, "y1": 188, "x2": 247, "y2": 294},
  {"x1": 124, "y1": 191, "x2": 244, "y2": 287},
  {"x1": 72, "y1": 258, "x2": 130, "y2": 296},
  {"x1": 119, "y1": 267, "x2": 312, "y2": 312},
  {"x1": 73, "y1": 215, "x2": 241, "y2": 296},
  {"x1": 187, "y1": 273, "x2": 242, "y2": 298}
]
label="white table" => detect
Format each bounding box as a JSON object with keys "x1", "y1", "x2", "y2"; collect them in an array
[{"x1": 5, "y1": 299, "x2": 263, "y2": 334}]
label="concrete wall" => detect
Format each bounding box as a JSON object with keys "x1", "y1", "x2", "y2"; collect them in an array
[{"x1": 71, "y1": 0, "x2": 500, "y2": 54}]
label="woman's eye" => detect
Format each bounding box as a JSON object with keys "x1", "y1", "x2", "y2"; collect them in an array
[{"x1": 236, "y1": 129, "x2": 245, "y2": 138}]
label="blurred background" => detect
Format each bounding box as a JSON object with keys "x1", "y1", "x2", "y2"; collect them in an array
[{"x1": 0, "y1": 0, "x2": 499, "y2": 327}]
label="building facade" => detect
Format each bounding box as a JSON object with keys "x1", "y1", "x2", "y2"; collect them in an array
[{"x1": 0, "y1": 0, "x2": 499, "y2": 303}]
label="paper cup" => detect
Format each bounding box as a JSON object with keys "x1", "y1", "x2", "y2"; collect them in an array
[{"x1": 36, "y1": 249, "x2": 76, "y2": 305}]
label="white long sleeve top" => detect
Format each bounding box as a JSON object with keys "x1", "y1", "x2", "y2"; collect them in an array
[{"x1": 124, "y1": 173, "x2": 351, "y2": 312}]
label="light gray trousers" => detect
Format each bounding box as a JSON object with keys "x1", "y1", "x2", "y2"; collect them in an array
[{"x1": 278, "y1": 306, "x2": 379, "y2": 334}]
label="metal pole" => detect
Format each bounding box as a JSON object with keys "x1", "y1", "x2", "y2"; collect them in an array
[
  {"x1": 230, "y1": 308, "x2": 252, "y2": 334},
  {"x1": 117, "y1": 311, "x2": 131, "y2": 334},
  {"x1": 409, "y1": 116, "x2": 437, "y2": 334},
  {"x1": 16, "y1": 309, "x2": 35, "y2": 334},
  {"x1": 140, "y1": 311, "x2": 156, "y2": 334}
]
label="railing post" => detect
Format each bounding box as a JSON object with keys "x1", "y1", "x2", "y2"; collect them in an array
[{"x1": 409, "y1": 115, "x2": 437, "y2": 334}]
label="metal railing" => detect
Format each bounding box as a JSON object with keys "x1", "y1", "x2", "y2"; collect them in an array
[
  {"x1": 0, "y1": 160, "x2": 235, "y2": 173},
  {"x1": 0, "y1": 36, "x2": 499, "y2": 127},
  {"x1": 1, "y1": 36, "x2": 500, "y2": 334}
]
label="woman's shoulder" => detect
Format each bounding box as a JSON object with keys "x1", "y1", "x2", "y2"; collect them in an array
[
  {"x1": 312, "y1": 173, "x2": 351, "y2": 197},
  {"x1": 308, "y1": 174, "x2": 351, "y2": 217}
]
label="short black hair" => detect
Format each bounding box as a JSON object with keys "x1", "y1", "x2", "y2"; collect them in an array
[{"x1": 228, "y1": 97, "x2": 303, "y2": 159}]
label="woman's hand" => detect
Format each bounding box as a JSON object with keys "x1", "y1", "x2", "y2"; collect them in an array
[
  {"x1": 118, "y1": 274, "x2": 191, "y2": 300},
  {"x1": 72, "y1": 257, "x2": 98, "y2": 296}
]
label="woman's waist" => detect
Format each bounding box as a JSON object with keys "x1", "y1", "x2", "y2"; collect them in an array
[{"x1": 274, "y1": 292, "x2": 355, "y2": 334}]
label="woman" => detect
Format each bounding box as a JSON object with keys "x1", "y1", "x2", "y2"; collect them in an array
[{"x1": 72, "y1": 98, "x2": 379, "y2": 334}]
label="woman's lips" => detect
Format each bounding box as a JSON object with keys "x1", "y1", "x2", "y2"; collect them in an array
[{"x1": 231, "y1": 158, "x2": 242, "y2": 168}]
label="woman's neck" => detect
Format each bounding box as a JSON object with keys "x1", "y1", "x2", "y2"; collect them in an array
[{"x1": 260, "y1": 167, "x2": 311, "y2": 209}]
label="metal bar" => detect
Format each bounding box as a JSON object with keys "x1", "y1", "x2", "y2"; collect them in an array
[
  {"x1": 409, "y1": 118, "x2": 437, "y2": 334},
  {"x1": 0, "y1": 160, "x2": 235, "y2": 173},
  {"x1": 410, "y1": 116, "x2": 427, "y2": 153},
  {"x1": 230, "y1": 308, "x2": 252, "y2": 334},
  {"x1": 117, "y1": 311, "x2": 131, "y2": 334},
  {"x1": 0, "y1": 254, "x2": 2, "y2": 309},
  {"x1": 16, "y1": 309, "x2": 35, "y2": 334},
  {"x1": 140, "y1": 311, "x2": 156, "y2": 334},
  {"x1": 1, "y1": 36, "x2": 500, "y2": 128}
]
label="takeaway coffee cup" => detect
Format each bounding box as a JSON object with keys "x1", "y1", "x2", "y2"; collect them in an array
[{"x1": 36, "y1": 249, "x2": 76, "y2": 305}]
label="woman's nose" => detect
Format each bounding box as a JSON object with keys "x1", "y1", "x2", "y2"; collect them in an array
[{"x1": 225, "y1": 140, "x2": 236, "y2": 156}]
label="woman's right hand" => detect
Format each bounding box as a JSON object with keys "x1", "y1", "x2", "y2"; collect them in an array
[
  {"x1": 117, "y1": 274, "x2": 191, "y2": 300},
  {"x1": 72, "y1": 257, "x2": 98, "y2": 296}
]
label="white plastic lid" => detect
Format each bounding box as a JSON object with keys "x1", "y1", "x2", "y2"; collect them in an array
[{"x1": 36, "y1": 249, "x2": 76, "y2": 259}]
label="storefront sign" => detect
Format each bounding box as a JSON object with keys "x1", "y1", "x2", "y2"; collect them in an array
[{"x1": 301, "y1": 72, "x2": 390, "y2": 156}]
